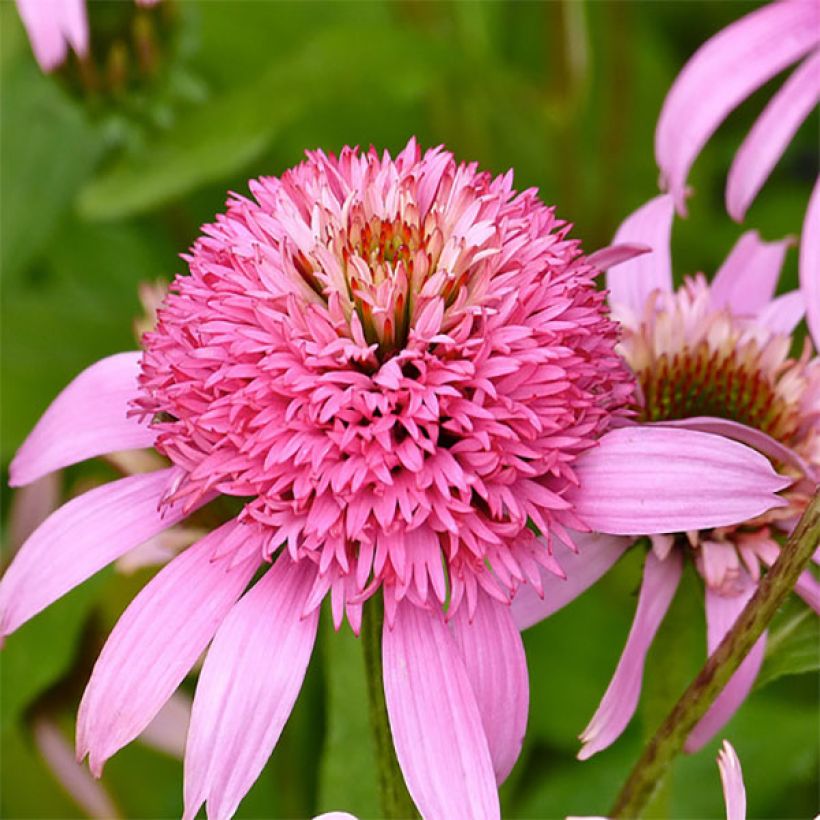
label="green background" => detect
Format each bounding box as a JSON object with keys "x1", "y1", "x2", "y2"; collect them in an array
[{"x1": 1, "y1": 1, "x2": 817, "y2": 817}]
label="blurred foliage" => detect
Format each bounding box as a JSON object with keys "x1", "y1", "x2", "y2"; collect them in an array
[{"x1": 1, "y1": 0, "x2": 817, "y2": 818}]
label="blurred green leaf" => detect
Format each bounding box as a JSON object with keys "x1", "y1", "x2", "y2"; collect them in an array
[
  {"x1": 79, "y1": 25, "x2": 447, "y2": 220},
  {"x1": 318, "y1": 613, "x2": 379, "y2": 818},
  {"x1": 756, "y1": 597, "x2": 820, "y2": 690}
]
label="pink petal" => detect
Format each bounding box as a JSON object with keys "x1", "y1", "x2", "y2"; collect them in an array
[
  {"x1": 0, "y1": 469, "x2": 188, "y2": 637},
  {"x1": 754, "y1": 290, "x2": 806, "y2": 336},
  {"x1": 728, "y1": 51, "x2": 820, "y2": 222},
  {"x1": 717, "y1": 740, "x2": 747, "y2": 820},
  {"x1": 578, "y1": 550, "x2": 683, "y2": 759},
  {"x1": 710, "y1": 231, "x2": 792, "y2": 316},
  {"x1": 511, "y1": 532, "x2": 632, "y2": 630},
  {"x1": 655, "y1": 0, "x2": 820, "y2": 213},
  {"x1": 383, "y1": 600, "x2": 499, "y2": 820},
  {"x1": 7, "y1": 472, "x2": 61, "y2": 555},
  {"x1": 9, "y1": 353, "x2": 155, "y2": 487},
  {"x1": 568, "y1": 426, "x2": 790, "y2": 536},
  {"x1": 586, "y1": 243, "x2": 651, "y2": 272},
  {"x1": 652, "y1": 417, "x2": 816, "y2": 484},
  {"x1": 183, "y1": 557, "x2": 320, "y2": 820},
  {"x1": 77, "y1": 521, "x2": 259, "y2": 775},
  {"x1": 794, "y1": 570, "x2": 820, "y2": 615},
  {"x1": 685, "y1": 577, "x2": 767, "y2": 752},
  {"x1": 799, "y1": 176, "x2": 820, "y2": 347},
  {"x1": 450, "y1": 591, "x2": 528, "y2": 784},
  {"x1": 605, "y1": 195, "x2": 674, "y2": 313},
  {"x1": 15, "y1": 0, "x2": 69, "y2": 71},
  {"x1": 60, "y1": 0, "x2": 88, "y2": 55},
  {"x1": 32, "y1": 718, "x2": 121, "y2": 820},
  {"x1": 138, "y1": 691, "x2": 193, "y2": 760}
]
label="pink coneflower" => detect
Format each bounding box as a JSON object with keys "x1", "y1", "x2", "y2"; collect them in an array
[
  {"x1": 655, "y1": 0, "x2": 820, "y2": 343},
  {"x1": 2, "y1": 142, "x2": 788, "y2": 818},
  {"x1": 15, "y1": 0, "x2": 159, "y2": 73},
  {"x1": 514, "y1": 194, "x2": 819, "y2": 759}
]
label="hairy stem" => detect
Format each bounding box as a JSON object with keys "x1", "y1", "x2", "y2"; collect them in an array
[
  {"x1": 361, "y1": 598, "x2": 419, "y2": 819},
  {"x1": 611, "y1": 491, "x2": 820, "y2": 818}
]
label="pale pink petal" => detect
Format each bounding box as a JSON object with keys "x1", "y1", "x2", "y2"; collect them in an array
[
  {"x1": 605, "y1": 195, "x2": 675, "y2": 312},
  {"x1": 15, "y1": 0, "x2": 69, "y2": 71},
  {"x1": 568, "y1": 426, "x2": 790, "y2": 536},
  {"x1": 383, "y1": 600, "x2": 499, "y2": 820},
  {"x1": 794, "y1": 570, "x2": 820, "y2": 614},
  {"x1": 686, "y1": 577, "x2": 767, "y2": 752},
  {"x1": 77, "y1": 521, "x2": 259, "y2": 775},
  {"x1": 33, "y1": 718, "x2": 121, "y2": 820},
  {"x1": 450, "y1": 590, "x2": 528, "y2": 784},
  {"x1": 754, "y1": 290, "x2": 806, "y2": 336},
  {"x1": 511, "y1": 532, "x2": 632, "y2": 630},
  {"x1": 586, "y1": 243, "x2": 651, "y2": 272},
  {"x1": 9, "y1": 353, "x2": 155, "y2": 487},
  {"x1": 312, "y1": 814, "x2": 358, "y2": 820},
  {"x1": 183, "y1": 557, "x2": 320, "y2": 820},
  {"x1": 717, "y1": 740, "x2": 746, "y2": 820},
  {"x1": 652, "y1": 417, "x2": 816, "y2": 484},
  {"x1": 728, "y1": 51, "x2": 820, "y2": 222},
  {"x1": 655, "y1": 0, "x2": 820, "y2": 213},
  {"x1": 799, "y1": 176, "x2": 820, "y2": 347},
  {"x1": 7, "y1": 472, "x2": 61, "y2": 554},
  {"x1": 60, "y1": 0, "x2": 88, "y2": 55},
  {"x1": 0, "y1": 469, "x2": 189, "y2": 637},
  {"x1": 138, "y1": 691, "x2": 192, "y2": 760},
  {"x1": 709, "y1": 232, "x2": 792, "y2": 316},
  {"x1": 578, "y1": 550, "x2": 683, "y2": 759}
]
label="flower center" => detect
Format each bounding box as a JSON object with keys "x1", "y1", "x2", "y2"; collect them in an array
[{"x1": 633, "y1": 340, "x2": 801, "y2": 442}]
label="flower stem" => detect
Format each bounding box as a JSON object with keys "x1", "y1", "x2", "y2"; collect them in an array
[
  {"x1": 610, "y1": 491, "x2": 820, "y2": 818},
  {"x1": 361, "y1": 598, "x2": 419, "y2": 819}
]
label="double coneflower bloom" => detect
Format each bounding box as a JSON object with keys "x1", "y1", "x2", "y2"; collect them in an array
[{"x1": 0, "y1": 141, "x2": 788, "y2": 818}]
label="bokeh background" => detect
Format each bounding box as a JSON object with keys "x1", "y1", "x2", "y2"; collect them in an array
[{"x1": 1, "y1": 1, "x2": 817, "y2": 818}]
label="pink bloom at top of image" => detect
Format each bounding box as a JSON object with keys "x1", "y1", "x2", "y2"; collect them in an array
[
  {"x1": 514, "y1": 193, "x2": 819, "y2": 761},
  {"x1": 654, "y1": 0, "x2": 820, "y2": 341},
  {"x1": 1, "y1": 141, "x2": 788, "y2": 819},
  {"x1": 14, "y1": 0, "x2": 159, "y2": 72}
]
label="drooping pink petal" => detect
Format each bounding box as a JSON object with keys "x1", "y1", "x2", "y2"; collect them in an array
[
  {"x1": 709, "y1": 232, "x2": 792, "y2": 316},
  {"x1": 754, "y1": 290, "x2": 806, "y2": 336},
  {"x1": 653, "y1": 417, "x2": 816, "y2": 484},
  {"x1": 794, "y1": 570, "x2": 820, "y2": 615},
  {"x1": 578, "y1": 550, "x2": 683, "y2": 759},
  {"x1": 568, "y1": 426, "x2": 790, "y2": 536},
  {"x1": 60, "y1": 0, "x2": 88, "y2": 55},
  {"x1": 655, "y1": 0, "x2": 820, "y2": 213},
  {"x1": 449, "y1": 590, "x2": 528, "y2": 784},
  {"x1": 511, "y1": 532, "x2": 632, "y2": 630},
  {"x1": 727, "y1": 51, "x2": 820, "y2": 222},
  {"x1": 32, "y1": 718, "x2": 121, "y2": 820},
  {"x1": 0, "y1": 469, "x2": 188, "y2": 637},
  {"x1": 77, "y1": 521, "x2": 259, "y2": 775},
  {"x1": 183, "y1": 557, "x2": 320, "y2": 820},
  {"x1": 686, "y1": 577, "x2": 767, "y2": 752},
  {"x1": 383, "y1": 600, "x2": 499, "y2": 820},
  {"x1": 799, "y1": 176, "x2": 820, "y2": 347},
  {"x1": 586, "y1": 243, "x2": 651, "y2": 272},
  {"x1": 605, "y1": 195, "x2": 675, "y2": 312},
  {"x1": 14, "y1": 0, "x2": 85, "y2": 71},
  {"x1": 9, "y1": 353, "x2": 155, "y2": 487},
  {"x1": 717, "y1": 740, "x2": 747, "y2": 820},
  {"x1": 138, "y1": 691, "x2": 192, "y2": 760},
  {"x1": 7, "y1": 472, "x2": 61, "y2": 555}
]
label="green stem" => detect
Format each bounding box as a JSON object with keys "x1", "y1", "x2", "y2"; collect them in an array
[
  {"x1": 611, "y1": 491, "x2": 820, "y2": 819},
  {"x1": 361, "y1": 598, "x2": 419, "y2": 819}
]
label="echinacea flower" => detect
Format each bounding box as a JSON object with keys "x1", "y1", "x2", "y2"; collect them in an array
[
  {"x1": 15, "y1": 0, "x2": 159, "y2": 73},
  {"x1": 513, "y1": 194, "x2": 819, "y2": 759},
  {"x1": 655, "y1": 0, "x2": 820, "y2": 342},
  {"x1": 1, "y1": 142, "x2": 788, "y2": 819}
]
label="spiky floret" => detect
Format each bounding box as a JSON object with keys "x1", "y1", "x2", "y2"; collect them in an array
[{"x1": 136, "y1": 140, "x2": 633, "y2": 628}]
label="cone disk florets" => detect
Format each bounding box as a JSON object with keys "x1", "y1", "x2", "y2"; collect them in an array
[{"x1": 136, "y1": 140, "x2": 633, "y2": 627}]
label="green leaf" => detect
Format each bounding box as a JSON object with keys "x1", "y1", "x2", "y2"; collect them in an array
[
  {"x1": 318, "y1": 612, "x2": 379, "y2": 817},
  {"x1": 756, "y1": 596, "x2": 820, "y2": 689},
  {"x1": 79, "y1": 25, "x2": 445, "y2": 220}
]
